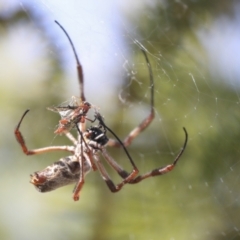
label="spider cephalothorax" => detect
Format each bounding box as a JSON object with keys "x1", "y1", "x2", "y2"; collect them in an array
[
  {"x1": 85, "y1": 126, "x2": 109, "y2": 149},
  {"x1": 14, "y1": 21, "x2": 188, "y2": 201}
]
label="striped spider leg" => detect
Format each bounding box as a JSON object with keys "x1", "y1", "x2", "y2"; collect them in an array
[
  {"x1": 103, "y1": 43, "x2": 188, "y2": 182},
  {"x1": 47, "y1": 21, "x2": 93, "y2": 135},
  {"x1": 95, "y1": 112, "x2": 188, "y2": 184},
  {"x1": 107, "y1": 46, "x2": 155, "y2": 148}
]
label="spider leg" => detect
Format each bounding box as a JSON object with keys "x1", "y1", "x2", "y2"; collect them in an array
[
  {"x1": 65, "y1": 132, "x2": 78, "y2": 145},
  {"x1": 101, "y1": 149, "x2": 130, "y2": 179},
  {"x1": 93, "y1": 154, "x2": 134, "y2": 192},
  {"x1": 107, "y1": 110, "x2": 154, "y2": 148},
  {"x1": 128, "y1": 127, "x2": 188, "y2": 184},
  {"x1": 72, "y1": 125, "x2": 101, "y2": 201},
  {"x1": 76, "y1": 124, "x2": 98, "y2": 171},
  {"x1": 95, "y1": 113, "x2": 139, "y2": 181},
  {"x1": 55, "y1": 20, "x2": 85, "y2": 102},
  {"x1": 15, "y1": 110, "x2": 75, "y2": 155},
  {"x1": 72, "y1": 152, "x2": 85, "y2": 201},
  {"x1": 72, "y1": 174, "x2": 84, "y2": 201},
  {"x1": 72, "y1": 151, "x2": 99, "y2": 201},
  {"x1": 107, "y1": 47, "x2": 154, "y2": 148}
]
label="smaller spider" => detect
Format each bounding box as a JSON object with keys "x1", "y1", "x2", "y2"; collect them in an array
[{"x1": 47, "y1": 96, "x2": 92, "y2": 134}]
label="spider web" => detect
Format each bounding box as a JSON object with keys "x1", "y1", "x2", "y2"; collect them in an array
[{"x1": 1, "y1": 1, "x2": 240, "y2": 240}]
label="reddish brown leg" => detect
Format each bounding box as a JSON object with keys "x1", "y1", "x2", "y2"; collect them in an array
[
  {"x1": 103, "y1": 128, "x2": 187, "y2": 185},
  {"x1": 93, "y1": 154, "x2": 138, "y2": 192},
  {"x1": 55, "y1": 20, "x2": 85, "y2": 102},
  {"x1": 128, "y1": 127, "x2": 188, "y2": 183},
  {"x1": 108, "y1": 110, "x2": 154, "y2": 147},
  {"x1": 72, "y1": 153, "x2": 85, "y2": 201},
  {"x1": 107, "y1": 47, "x2": 155, "y2": 148},
  {"x1": 15, "y1": 110, "x2": 74, "y2": 155}
]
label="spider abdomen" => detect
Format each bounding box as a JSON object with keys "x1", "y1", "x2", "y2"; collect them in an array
[{"x1": 30, "y1": 156, "x2": 90, "y2": 192}]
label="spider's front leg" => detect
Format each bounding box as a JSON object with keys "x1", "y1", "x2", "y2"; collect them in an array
[
  {"x1": 108, "y1": 109, "x2": 154, "y2": 148},
  {"x1": 15, "y1": 110, "x2": 34, "y2": 155},
  {"x1": 15, "y1": 110, "x2": 75, "y2": 155},
  {"x1": 107, "y1": 47, "x2": 155, "y2": 148}
]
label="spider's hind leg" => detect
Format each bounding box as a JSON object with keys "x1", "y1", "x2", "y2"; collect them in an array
[{"x1": 128, "y1": 127, "x2": 188, "y2": 184}]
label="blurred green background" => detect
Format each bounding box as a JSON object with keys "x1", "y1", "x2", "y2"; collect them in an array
[{"x1": 1, "y1": 1, "x2": 240, "y2": 240}]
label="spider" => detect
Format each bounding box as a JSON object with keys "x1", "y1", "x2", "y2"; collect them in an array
[
  {"x1": 47, "y1": 96, "x2": 92, "y2": 134},
  {"x1": 14, "y1": 21, "x2": 188, "y2": 201}
]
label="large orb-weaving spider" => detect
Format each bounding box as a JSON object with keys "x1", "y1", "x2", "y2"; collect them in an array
[{"x1": 14, "y1": 21, "x2": 188, "y2": 201}]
